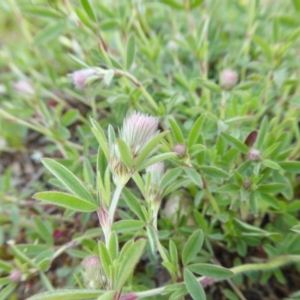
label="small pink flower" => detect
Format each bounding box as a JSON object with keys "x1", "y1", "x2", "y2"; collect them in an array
[
  {"x1": 13, "y1": 80, "x2": 34, "y2": 95},
  {"x1": 220, "y1": 69, "x2": 238, "y2": 90},
  {"x1": 119, "y1": 111, "x2": 159, "y2": 157},
  {"x1": 248, "y1": 148, "x2": 261, "y2": 162},
  {"x1": 72, "y1": 68, "x2": 96, "y2": 89},
  {"x1": 10, "y1": 269, "x2": 22, "y2": 282}
]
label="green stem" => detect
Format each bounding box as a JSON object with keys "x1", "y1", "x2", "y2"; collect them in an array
[
  {"x1": 114, "y1": 69, "x2": 159, "y2": 112},
  {"x1": 133, "y1": 255, "x2": 300, "y2": 299}
]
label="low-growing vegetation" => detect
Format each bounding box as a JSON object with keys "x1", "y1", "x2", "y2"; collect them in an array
[{"x1": 1, "y1": 0, "x2": 300, "y2": 299}]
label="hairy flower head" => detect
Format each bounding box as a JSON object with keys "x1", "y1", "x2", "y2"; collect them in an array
[
  {"x1": 72, "y1": 68, "x2": 96, "y2": 89},
  {"x1": 119, "y1": 111, "x2": 159, "y2": 158}
]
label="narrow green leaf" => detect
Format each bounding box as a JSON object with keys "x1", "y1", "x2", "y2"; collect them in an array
[
  {"x1": 196, "y1": 78, "x2": 221, "y2": 93},
  {"x1": 188, "y1": 263, "x2": 234, "y2": 280},
  {"x1": 134, "y1": 132, "x2": 166, "y2": 169},
  {"x1": 34, "y1": 192, "x2": 97, "y2": 212},
  {"x1": 116, "y1": 239, "x2": 146, "y2": 289},
  {"x1": 90, "y1": 118, "x2": 109, "y2": 161},
  {"x1": 81, "y1": 0, "x2": 97, "y2": 22},
  {"x1": 116, "y1": 138, "x2": 133, "y2": 169},
  {"x1": 137, "y1": 152, "x2": 177, "y2": 171},
  {"x1": 184, "y1": 167, "x2": 203, "y2": 188},
  {"x1": 0, "y1": 260, "x2": 13, "y2": 272},
  {"x1": 97, "y1": 291, "x2": 116, "y2": 300},
  {"x1": 201, "y1": 166, "x2": 228, "y2": 179},
  {"x1": 169, "y1": 118, "x2": 185, "y2": 143},
  {"x1": 122, "y1": 188, "x2": 145, "y2": 221},
  {"x1": 188, "y1": 114, "x2": 206, "y2": 148},
  {"x1": 169, "y1": 240, "x2": 178, "y2": 266},
  {"x1": 23, "y1": 7, "x2": 63, "y2": 19},
  {"x1": 27, "y1": 289, "x2": 104, "y2": 300},
  {"x1": 161, "y1": 168, "x2": 182, "y2": 190},
  {"x1": 98, "y1": 241, "x2": 111, "y2": 277},
  {"x1": 126, "y1": 34, "x2": 136, "y2": 70},
  {"x1": 256, "y1": 117, "x2": 269, "y2": 149},
  {"x1": 279, "y1": 161, "x2": 300, "y2": 173},
  {"x1": 258, "y1": 183, "x2": 287, "y2": 194},
  {"x1": 112, "y1": 220, "x2": 144, "y2": 233},
  {"x1": 216, "y1": 184, "x2": 240, "y2": 193},
  {"x1": 108, "y1": 232, "x2": 118, "y2": 261},
  {"x1": 33, "y1": 22, "x2": 65, "y2": 46},
  {"x1": 83, "y1": 158, "x2": 95, "y2": 187},
  {"x1": 146, "y1": 224, "x2": 158, "y2": 253},
  {"x1": 262, "y1": 159, "x2": 281, "y2": 170},
  {"x1": 33, "y1": 217, "x2": 53, "y2": 245},
  {"x1": 184, "y1": 269, "x2": 206, "y2": 300},
  {"x1": 182, "y1": 229, "x2": 203, "y2": 265},
  {"x1": 61, "y1": 109, "x2": 79, "y2": 127},
  {"x1": 0, "y1": 283, "x2": 17, "y2": 300},
  {"x1": 42, "y1": 158, "x2": 95, "y2": 204},
  {"x1": 221, "y1": 133, "x2": 249, "y2": 154}
]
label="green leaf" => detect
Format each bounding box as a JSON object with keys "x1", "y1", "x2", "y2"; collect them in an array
[
  {"x1": 0, "y1": 259, "x2": 13, "y2": 272},
  {"x1": 262, "y1": 159, "x2": 281, "y2": 170},
  {"x1": 188, "y1": 114, "x2": 206, "y2": 148},
  {"x1": 184, "y1": 269, "x2": 206, "y2": 300},
  {"x1": 292, "y1": 0, "x2": 300, "y2": 11},
  {"x1": 23, "y1": 6, "x2": 63, "y2": 19},
  {"x1": 279, "y1": 161, "x2": 300, "y2": 173},
  {"x1": 182, "y1": 229, "x2": 203, "y2": 265},
  {"x1": 169, "y1": 240, "x2": 178, "y2": 266},
  {"x1": 98, "y1": 241, "x2": 111, "y2": 277},
  {"x1": 42, "y1": 158, "x2": 95, "y2": 205},
  {"x1": 169, "y1": 118, "x2": 185, "y2": 144},
  {"x1": 138, "y1": 152, "x2": 177, "y2": 171},
  {"x1": 90, "y1": 118, "x2": 109, "y2": 161},
  {"x1": 126, "y1": 34, "x2": 136, "y2": 70},
  {"x1": 122, "y1": 188, "x2": 145, "y2": 221},
  {"x1": 161, "y1": 168, "x2": 182, "y2": 190},
  {"x1": 146, "y1": 224, "x2": 158, "y2": 253},
  {"x1": 116, "y1": 138, "x2": 133, "y2": 169},
  {"x1": 256, "y1": 117, "x2": 269, "y2": 149},
  {"x1": 134, "y1": 132, "x2": 166, "y2": 169},
  {"x1": 97, "y1": 291, "x2": 116, "y2": 300},
  {"x1": 33, "y1": 217, "x2": 53, "y2": 245},
  {"x1": 81, "y1": 0, "x2": 97, "y2": 22},
  {"x1": 252, "y1": 35, "x2": 273, "y2": 60},
  {"x1": 0, "y1": 283, "x2": 17, "y2": 300},
  {"x1": 116, "y1": 239, "x2": 146, "y2": 289},
  {"x1": 112, "y1": 220, "x2": 144, "y2": 233},
  {"x1": 216, "y1": 184, "x2": 240, "y2": 193},
  {"x1": 27, "y1": 289, "x2": 104, "y2": 300},
  {"x1": 103, "y1": 69, "x2": 114, "y2": 86},
  {"x1": 33, "y1": 22, "x2": 65, "y2": 46},
  {"x1": 201, "y1": 166, "x2": 228, "y2": 179},
  {"x1": 188, "y1": 263, "x2": 234, "y2": 280},
  {"x1": 108, "y1": 232, "x2": 119, "y2": 261},
  {"x1": 184, "y1": 167, "x2": 203, "y2": 188},
  {"x1": 34, "y1": 192, "x2": 97, "y2": 212},
  {"x1": 221, "y1": 133, "x2": 249, "y2": 154},
  {"x1": 291, "y1": 224, "x2": 300, "y2": 234},
  {"x1": 258, "y1": 183, "x2": 287, "y2": 194},
  {"x1": 61, "y1": 109, "x2": 79, "y2": 127},
  {"x1": 196, "y1": 78, "x2": 221, "y2": 93}
]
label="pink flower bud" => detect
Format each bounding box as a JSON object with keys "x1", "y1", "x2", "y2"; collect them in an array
[
  {"x1": 82, "y1": 255, "x2": 102, "y2": 289},
  {"x1": 120, "y1": 293, "x2": 138, "y2": 300},
  {"x1": 248, "y1": 148, "x2": 261, "y2": 162},
  {"x1": 220, "y1": 69, "x2": 238, "y2": 91},
  {"x1": 10, "y1": 269, "x2": 22, "y2": 282},
  {"x1": 13, "y1": 80, "x2": 34, "y2": 95},
  {"x1": 173, "y1": 144, "x2": 187, "y2": 158},
  {"x1": 72, "y1": 68, "x2": 96, "y2": 89}
]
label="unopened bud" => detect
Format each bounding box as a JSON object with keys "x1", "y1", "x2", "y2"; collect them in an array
[
  {"x1": 173, "y1": 144, "x2": 187, "y2": 158},
  {"x1": 248, "y1": 148, "x2": 261, "y2": 162},
  {"x1": 220, "y1": 69, "x2": 238, "y2": 91},
  {"x1": 243, "y1": 180, "x2": 252, "y2": 189},
  {"x1": 9, "y1": 269, "x2": 22, "y2": 282},
  {"x1": 82, "y1": 255, "x2": 102, "y2": 289},
  {"x1": 72, "y1": 68, "x2": 96, "y2": 89}
]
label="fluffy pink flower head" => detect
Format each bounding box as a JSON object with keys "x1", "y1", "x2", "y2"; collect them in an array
[
  {"x1": 220, "y1": 69, "x2": 238, "y2": 90},
  {"x1": 119, "y1": 111, "x2": 159, "y2": 157},
  {"x1": 82, "y1": 255, "x2": 102, "y2": 289},
  {"x1": 173, "y1": 143, "x2": 187, "y2": 158},
  {"x1": 72, "y1": 68, "x2": 96, "y2": 89}
]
